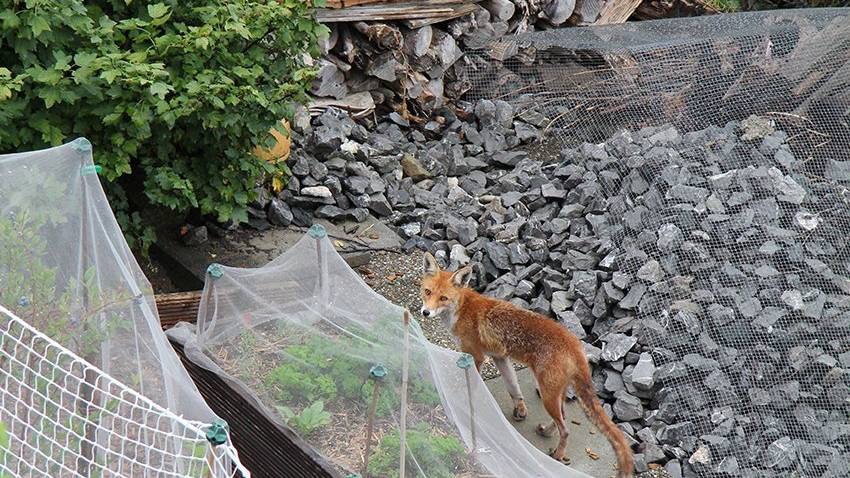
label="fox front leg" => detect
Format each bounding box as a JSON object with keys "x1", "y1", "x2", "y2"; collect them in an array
[{"x1": 492, "y1": 356, "x2": 527, "y2": 422}]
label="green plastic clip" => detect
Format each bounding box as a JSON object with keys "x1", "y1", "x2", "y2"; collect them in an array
[
  {"x1": 207, "y1": 263, "x2": 223, "y2": 279},
  {"x1": 308, "y1": 224, "x2": 327, "y2": 239},
  {"x1": 71, "y1": 137, "x2": 92, "y2": 153},
  {"x1": 369, "y1": 363, "x2": 387, "y2": 380},
  {"x1": 205, "y1": 419, "x2": 229, "y2": 446},
  {"x1": 456, "y1": 353, "x2": 474, "y2": 370},
  {"x1": 81, "y1": 165, "x2": 102, "y2": 176}
]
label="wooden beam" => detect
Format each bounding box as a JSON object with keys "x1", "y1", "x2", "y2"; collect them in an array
[
  {"x1": 156, "y1": 291, "x2": 203, "y2": 329},
  {"x1": 316, "y1": 0, "x2": 478, "y2": 23},
  {"x1": 401, "y1": 4, "x2": 479, "y2": 28}
]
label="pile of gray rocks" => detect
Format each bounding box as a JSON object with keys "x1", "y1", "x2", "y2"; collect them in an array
[
  {"x1": 254, "y1": 99, "x2": 541, "y2": 231},
  {"x1": 243, "y1": 103, "x2": 850, "y2": 478}
]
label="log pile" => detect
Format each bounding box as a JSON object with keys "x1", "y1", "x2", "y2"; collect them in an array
[{"x1": 310, "y1": 0, "x2": 660, "y2": 118}]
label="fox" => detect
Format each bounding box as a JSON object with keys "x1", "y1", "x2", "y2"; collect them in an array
[{"x1": 420, "y1": 253, "x2": 633, "y2": 478}]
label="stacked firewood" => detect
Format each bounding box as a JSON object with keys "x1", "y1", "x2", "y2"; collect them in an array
[{"x1": 310, "y1": 0, "x2": 715, "y2": 119}]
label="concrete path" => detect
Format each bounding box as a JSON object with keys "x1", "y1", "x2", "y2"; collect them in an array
[
  {"x1": 485, "y1": 368, "x2": 620, "y2": 478},
  {"x1": 152, "y1": 212, "x2": 401, "y2": 288}
]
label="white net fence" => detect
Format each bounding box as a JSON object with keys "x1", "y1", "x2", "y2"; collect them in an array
[
  {"x1": 0, "y1": 140, "x2": 248, "y2": 477},
  {"x1": 0, "y1": 303, "x2": 247, "y2": 477},
  {"x1": 168, "y1": 228, "x2": 596, "y2": 478}
]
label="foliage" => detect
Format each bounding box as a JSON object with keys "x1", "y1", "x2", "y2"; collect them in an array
[
  {"x1": 265, "y1": 362, "x2": 338, "y2": 404},
  {"x1": 0, "y1": 421, "x2": 9, "y2": 476},
  {"x1": 367, "y1": 424, "x2": 466, "y2": 478},
  {"x1": 262, "y1": 318, "x2": 442, "y2": 424},
  {"x1": 705, "y1": 0, "x2": 742, "y2": 11},
  {"x1": 0, "y1": 0, "x2": 326, "y2": 240},
  {"x1": 0, "y1": 212, "x2": 133, "y2": 356},
  {"x1": 276, "y1": 401, "x2": 331, "y2": 436}
]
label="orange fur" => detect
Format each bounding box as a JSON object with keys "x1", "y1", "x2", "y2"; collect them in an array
[{"x1": 421, "y1": 256, "x2": 634, "y2": 477}]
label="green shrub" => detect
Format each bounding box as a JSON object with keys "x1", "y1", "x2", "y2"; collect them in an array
[
  {"x1": 367, "y1": 424, "x2": 466, "y2": 478},
  {"x1": 0, "y1": 0, "x2": 326, "y2": 247}
]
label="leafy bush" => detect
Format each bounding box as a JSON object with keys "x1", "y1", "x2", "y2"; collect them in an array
[
  {"x1": 0, "y1": 0, "x2": 325, "y2": 243},
  {"x1": 367, "y1": 424, "x2": 466, "y2": 478}
]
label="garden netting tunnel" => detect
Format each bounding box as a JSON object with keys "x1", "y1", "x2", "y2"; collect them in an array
[
  {"x1": 169, "y1": 226, "x2": 591, "y2": 478},
  {"x1": 0, "y1": 140, "x2": 245, "y2": 477}
]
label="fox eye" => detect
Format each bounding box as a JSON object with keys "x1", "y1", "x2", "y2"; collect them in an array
[
  {"x1": 440, "y1": 296, "x2": 448, "y2": 302},
  {"x1": 424, "y1": 289, "x2": 431, "y2": 296}
]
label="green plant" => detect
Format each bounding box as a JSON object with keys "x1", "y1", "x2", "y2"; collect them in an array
[
  {"x1": 0, "y1": 0, "x2": 326, "y2": 243},
  {"x1": 0, "y1": 421, "x2": 10, "y2": 477},
  {"x1": 367, "y1": 424, "x2": 466, "y2": 478},
  {"x1": 705, "y1": 0, "x2": 742, "y2": 11},
  {"x1": 0, "y1": 212, "x2": 133, "y2": 354},
  {"x1": 276, "y1": 400, "x2": 331, "y2": 436},
  {"x1": 262, "y1": 318, "x2": 443, "y2": 419}
]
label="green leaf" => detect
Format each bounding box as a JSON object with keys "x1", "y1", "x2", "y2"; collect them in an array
[
  {"x1": 29, "y1": 15, "x2": 51, "y2": 37},
  {"x1": 100, "y1": 70, "x2": 119, "y2": 84},
  {"x1": 147, "y1": 3, "x2": 170, "y2": 19},
  {"x1": 40, "y1": 87, "x2": 62, "y2": 108},
  {"x1": 149, "y1": 82, "x2": 170, "y2": 100},
  {"x1": 0, "y1": 421, "x2": 9, "y2": 449},
  {"x1": 0, "y1": 10, "x2": 20, "y2": 29},
  {"x1": 74, "y1": 52, "x2": 98, "y2": 67}
]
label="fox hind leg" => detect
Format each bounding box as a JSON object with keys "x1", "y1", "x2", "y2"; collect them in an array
[
  {"x1": 493, "y1": 356, "x2": 527, "y2": 421},
  {"x1": 540, "y1": 386, "x2": 569, "y2": 460}
]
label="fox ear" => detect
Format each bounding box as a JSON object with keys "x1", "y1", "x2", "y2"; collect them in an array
[
  {"x1": 423, "y1": 252, "x2": 439, "y2": 276},
  {"x1": 451, "y1": 265, "x2": 473, "y2": 287}
]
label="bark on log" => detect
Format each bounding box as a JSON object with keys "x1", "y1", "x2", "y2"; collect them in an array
[
  {"x1": 632, "y1": 0, "x2": 720, "y2": 20},
  {"x1": 353, "y1": 21, "x2": 404, "y2": 50}
]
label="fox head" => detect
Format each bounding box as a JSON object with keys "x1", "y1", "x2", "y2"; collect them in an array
[{"x1": 420, "y1": 252, "x2": 473, "y2": 321}]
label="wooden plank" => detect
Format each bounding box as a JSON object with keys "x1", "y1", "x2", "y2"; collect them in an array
[
  {"x1": 401, "y1": 3, "x2": 479, "y2": 28},
  {"x1": 594, "y1": 0, "x2": 642, "y2": 24},
  {"x1": 316, "y1": 0, "x2": 476, "y2": 23},
  {"x1": 569, "y1": 0, "x2": 641, "y2": 25},
  {"x1": 156, "y1": 291, "x2": 203, "y2": 329}
]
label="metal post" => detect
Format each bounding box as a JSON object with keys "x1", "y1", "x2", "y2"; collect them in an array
[
  {"x1": 456, "y1": 353, "x2": 477, "y2": 461},
  {"x1": 308, "y1": 224, "x2": 329, "y2": 312},
  {"x1": 205, "y1": 419, "x2": 229, "y2": 478},
  {"x1": 75, "y1": 137, "x2": 98, "y2": 476},
  {"x1": 400, "y1": 311, "x2": 410, "y2": 477},
  {"x1": 362, "y1": 363, "x2": 386, "y2": 478}
]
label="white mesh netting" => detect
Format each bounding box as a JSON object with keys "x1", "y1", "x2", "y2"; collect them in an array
[
  {"x1": 463, "y1": 8, "x2": 850, "y2": 478},
  {"x1": 0, "y1": 304, "x2": 246, "y2": 477},
  {"x1": 169, "y1": 228, "x2": 593, "y2": 478},
  {"x1": 0, "y1": 140, "x2": 246, "y2": 476}
]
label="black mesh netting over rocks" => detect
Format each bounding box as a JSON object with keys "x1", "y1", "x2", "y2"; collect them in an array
[{"x1": 462, "y1": 8, "x2": 850, "y2": 478}]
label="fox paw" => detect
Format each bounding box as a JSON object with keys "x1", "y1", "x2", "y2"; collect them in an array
[
  {"x1": 547, "y1": 449, "x2": 570, "y2": 464},
  {"x1": 512, "y1": 402, "x2": 527, "y2": 422},
  {"x1": 536, "y1": 424, "x2": 555, "y2": 437}
]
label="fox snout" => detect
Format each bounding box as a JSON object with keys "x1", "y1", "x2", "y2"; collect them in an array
[{"x1": 421, "y1": 306, "x2": 445, "y2": 318}]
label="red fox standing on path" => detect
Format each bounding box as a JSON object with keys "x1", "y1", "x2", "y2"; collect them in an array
[{"x1": 420, "y1": 253, "x2": 634, "y2": 478}]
